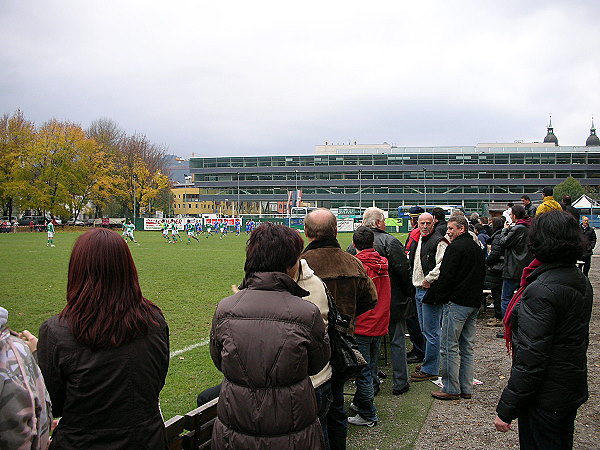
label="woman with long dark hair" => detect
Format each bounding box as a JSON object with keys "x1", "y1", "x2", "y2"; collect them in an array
[
  {"x1": 210, "y1": 223, "x2": 330, "y2": 449},
  {"x1": 38, "y1": 228, "x2": 169, "y2": 449},
  {"x1": 494, "y1": 210, "x2": 593, "y2": 449}
]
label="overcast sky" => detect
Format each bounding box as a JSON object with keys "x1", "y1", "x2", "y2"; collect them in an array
[{"x1": 2, "y1": 1, "x2": 599, "y2": 157}]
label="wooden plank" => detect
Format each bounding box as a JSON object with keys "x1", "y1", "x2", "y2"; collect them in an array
[
  {"x1": 165, "y1": 415, "x2": 186, "y2": 441},
  {"x1": 184, "y1": 398, "x2": 218, "y2": 430}
]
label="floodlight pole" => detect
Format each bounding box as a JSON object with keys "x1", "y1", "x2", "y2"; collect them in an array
[{"x1": 423, "y1": 168, "x2": 427, "y2": 207}]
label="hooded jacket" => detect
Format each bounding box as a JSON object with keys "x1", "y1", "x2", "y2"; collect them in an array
[
  {"x1": 535, "y1": 195, "x2": 562, "y2": 215},
  {"x1": 347, "y1": 229, "x2": 412, "y2": 323},
  {"x1": 496, "y1": 263, "x2": 592, "y2": 422},
  {"x1": 354, "y1": 248, "x2": 391, "y2": 336},
  {"x1": 210, "y1": 272, "x2": 330, "y2": 450}
]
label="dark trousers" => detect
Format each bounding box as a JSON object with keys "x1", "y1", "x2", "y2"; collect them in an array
[
  {"x1": 518, "y1": 406, "x2": 577, "y2": 450},
  {"x1": 582, "y1": 255, "x2": 591, "y2": 276},
  {"x1": 406, "y1": 297, "x2": 425, "y2": 358},
  {"x1": 491, "y1": 288, "x2": 502, "y2": 320},
  {"x1": 315, "y1": 381, "x2": 333, "y2": 449},
  {"x1": 326, "y1": 377, "x2": 347, "y2": 450}
]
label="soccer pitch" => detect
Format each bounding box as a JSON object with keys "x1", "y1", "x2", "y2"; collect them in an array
[{"x1": 0, "y1": 228, "x2": 407, "y2": 420}]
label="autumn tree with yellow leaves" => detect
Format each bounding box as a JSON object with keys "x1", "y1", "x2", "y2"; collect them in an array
[{"x1": 0, "y1": 110, "x2": 171, "y2": 220}]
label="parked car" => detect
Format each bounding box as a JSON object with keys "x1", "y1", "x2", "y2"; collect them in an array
[{"x1": 18, "y1": 216, "x2": 47, "y2": 226}]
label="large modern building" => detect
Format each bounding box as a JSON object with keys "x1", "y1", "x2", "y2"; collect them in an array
[{"x1": 185, "y1": 121, "x2": 600, "y2": 215}]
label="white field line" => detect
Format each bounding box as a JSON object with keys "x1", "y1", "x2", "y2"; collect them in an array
[{"x1": 170, "y1": 337, "x2": 210, "y2": 359}]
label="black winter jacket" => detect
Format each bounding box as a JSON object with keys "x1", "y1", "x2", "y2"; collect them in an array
[
  {"x1": 581, "y1": 225, "x2": 597, "y2": 257},
  {"x1": 497, "y1": 223, "x2": 533, "y2": 280},
  {"x1": 496, "y1": 263, "x2": 593, "y2": 423},
  {"x1": 436, "y1": 232, "x2": 485, "y2": 308},
  {"x1": 484, "y1": 230, "x2": 504, "y2": 291}
]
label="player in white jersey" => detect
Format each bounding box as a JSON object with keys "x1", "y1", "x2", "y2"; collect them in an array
[{"x1": 125, "y1": 220, "x2": 137, "y2": 243}]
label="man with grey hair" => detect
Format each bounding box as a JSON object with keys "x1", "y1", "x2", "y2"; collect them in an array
[
  {"x1": 348, "y1": 207, "x2": 414, "y2": 396},
  {"x1": 408, "y1": 212, "x2": 449, "y2": 382},
  {"x1": 303, "y1": 208, "x2": 377, "y2": 449},
  {"x1": 431, "y1": 214, "x2": 485, "y2": 400}
]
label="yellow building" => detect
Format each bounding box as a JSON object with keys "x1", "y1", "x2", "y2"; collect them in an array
[{"x1": 170, "y1": 186, "x2": 218, "y2": 217}]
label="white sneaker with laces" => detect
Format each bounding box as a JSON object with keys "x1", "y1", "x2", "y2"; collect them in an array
[{"x1": 347, "y1": 414, "x2": 376, "y2": 427}]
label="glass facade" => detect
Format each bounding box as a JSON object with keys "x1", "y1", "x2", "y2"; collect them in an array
[{"x1": 189, "y1": 145, "x2": 600, "y2": 213}]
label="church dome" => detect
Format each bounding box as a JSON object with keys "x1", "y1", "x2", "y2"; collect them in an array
[
  {"x1": 586, "y1": 118, "x2": 600, "y2": 146},
  {"x1": 543, "y1": 116, "x2": 558, "y2": 146}
]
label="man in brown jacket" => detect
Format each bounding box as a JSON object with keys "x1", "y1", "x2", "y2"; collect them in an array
[{"x1": 302, "y1": 208, "x2": 377, "y2": 450}]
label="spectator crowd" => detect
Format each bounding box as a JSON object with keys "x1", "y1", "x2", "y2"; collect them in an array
[{"x1": 0, "y1": 185, "x2": 595, "y2": 449}]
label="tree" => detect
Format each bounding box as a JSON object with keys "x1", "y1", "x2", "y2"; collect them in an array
[
  {"x1": 554, "y1": 176, "x2": 585, "y2": 202},
  {"x1": 0, "y1": 110, "x2": 36, "y2": 218}
]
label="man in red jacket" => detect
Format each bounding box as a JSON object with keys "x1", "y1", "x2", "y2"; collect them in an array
[{"x1": 348, "y1": 226, "x2": 392, "y2": 427}]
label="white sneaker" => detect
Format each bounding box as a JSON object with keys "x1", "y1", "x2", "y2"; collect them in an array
[
  {"x1": 50, "y1": 244, "x2": 55, "y2": 247},
  {"x1": 347, "y1": 414, "x2": 376, "y2": 427}
]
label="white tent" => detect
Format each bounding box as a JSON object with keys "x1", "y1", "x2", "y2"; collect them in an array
[{"x1": 572, "y1": 194, "x2": 600, "y2": 209}]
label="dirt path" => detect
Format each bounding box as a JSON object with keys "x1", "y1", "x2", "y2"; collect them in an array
[{"x1": 414, "y1": 257, "x2": 600, "y2": 449}]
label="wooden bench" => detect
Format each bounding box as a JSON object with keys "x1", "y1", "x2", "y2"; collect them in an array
[{"x1": 165, "y1": 398, "x2": 218, "y2": 450}]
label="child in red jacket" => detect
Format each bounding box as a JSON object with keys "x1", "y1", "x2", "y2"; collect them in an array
[{"x1": 348, "y1": 226, "x2": 392, "y2": 427}]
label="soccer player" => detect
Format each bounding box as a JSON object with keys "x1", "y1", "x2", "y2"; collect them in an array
[
  {"x1": 186, "y1": 220, "x2": 199, "y2": 244},
  {"x1": 161, "y1": 220, "x2": 170, "y2": 241},
  {"x1": 170, "y1": 221, "x2": 181, "y2": 243},
  {"x1": 235, "y1": 220, "x2": 241, "y2": 235},
  {"x1": 125, "y1": 220, "x2": 137, "y2": 244},
  {"x1": 121, "y1": 220, "x2": 128, "y2": 240},
  {"x1": 205, "y1": 222, "x2": 213, "y2": 238},
  {"x1": 195, "y1": 220, "x2": 203, "y2": 235},
  {"x1": 46, "y1": 219, "x2": 55, "y2": 247},
  {"x1": 219, "y1": 220, "x2": 226, "y2": 239}
]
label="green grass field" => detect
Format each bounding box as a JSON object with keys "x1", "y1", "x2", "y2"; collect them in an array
[{"x1": 0, "y1": 228, "x2": 432, "y2": 448}]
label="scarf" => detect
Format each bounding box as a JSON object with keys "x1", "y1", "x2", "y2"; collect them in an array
[
  {"x1": 515, "y1": 217, "x2": 532, "y2": 227},
  {"x1": 503, "y1": 258, "x2": 542, "y2": 355}
]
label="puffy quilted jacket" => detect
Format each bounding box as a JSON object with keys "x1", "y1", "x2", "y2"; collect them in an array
[
  {"x1": 496, "y1": 263, "x2": 593, "y2": 422},
  {"x1": 210, "y1": 272, "x2": 330, "y2": 449}
]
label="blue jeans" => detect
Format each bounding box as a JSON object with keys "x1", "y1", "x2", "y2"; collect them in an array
[
  {"x1": 388, "y1": 318, "x2": 409, "y2": 391},
  {"x1": 326, "y1": 378, "x2": 347, "y2": 450},
  {"x1": 314, "y1": 381, "x2": 332, "y2": 448},
  {"x1": 501, "y1": 278, "x2": 519, "y2": 318},
  {"x1": 440, "y1": 302, "x2": 479, "y2": 395},
  {"x1": 353, "y1": 335, "x2": 381, "y2": 422},
  {"x1": 415, "y1": 287, "x2": 443, "y2": 375}
]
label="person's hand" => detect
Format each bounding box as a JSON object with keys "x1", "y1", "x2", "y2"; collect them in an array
[
  {"x1": 231, "y1": 285, "x2": 240, "y2": 294},
  {"x1": 422, "y1": 279, "x2": 431, "y2": 289},
  {"x1": 20, "y1": 330, "x2": 38, "y2": 353},
  {"x1": 494, "y1": 415, "x2": 512, "y2": 432}
]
